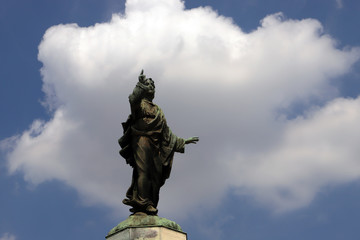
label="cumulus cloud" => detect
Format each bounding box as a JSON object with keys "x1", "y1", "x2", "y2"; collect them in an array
[
  {"x1": 0, "y1": 233, "x2": 16, "y2": 240},
  {"x1": 228, "y1": 97, "x2": 360, "y2": 212},
  {"x1": 2, "y1": 0, "x2": 360, "y2": 217}
]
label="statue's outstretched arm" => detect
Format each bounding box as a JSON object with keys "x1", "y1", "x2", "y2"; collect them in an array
[{"x1": 184, "y1": 136, "x2": 199, "y2": 144}]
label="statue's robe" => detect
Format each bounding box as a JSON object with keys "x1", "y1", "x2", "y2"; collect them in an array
[{"x1": 119, "y1": 98, "x2": 185, "y2": 211}]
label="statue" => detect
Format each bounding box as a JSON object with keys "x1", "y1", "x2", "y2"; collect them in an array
[{"x1": 118, "y1": 70, "x2": 199, "y2": 215}]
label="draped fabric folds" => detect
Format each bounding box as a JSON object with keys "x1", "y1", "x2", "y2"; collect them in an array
[{"x1": 119, "y1": 98, "x2": 185, "y2": 212}]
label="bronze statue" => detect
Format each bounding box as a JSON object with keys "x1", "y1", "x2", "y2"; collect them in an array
[{"x1": 119, "y1": 70, "x2": 199, "y2": 215}]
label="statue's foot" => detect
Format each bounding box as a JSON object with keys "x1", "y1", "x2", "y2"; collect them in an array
[
  {"x1": 123, "y1": 198, "x2": 131, "y2": 205},
  {"x1": 129, "y1": 207, "x2": 142, "y2": 213},
  {"x1": 129, "y1": 206, "x2": 148, "y2": 215},
  {"x1": 126, "y1": 202, "x2": 157, "y2": 215},
  {"x1": 145, "y1": 205, "x2": 158, "y2": 215}
]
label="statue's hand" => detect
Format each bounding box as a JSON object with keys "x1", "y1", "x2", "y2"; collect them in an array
[{"x1": 185, "y1": 136, "x2": 199, "y2": 144}]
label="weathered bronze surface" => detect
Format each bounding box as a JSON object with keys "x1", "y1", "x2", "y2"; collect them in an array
[
  {"x1": 119, "y1": 70, "x2": 198, "y2": 215},
  {"x1": 106, "y1": 214, "x2": 183, "y2": 238}
]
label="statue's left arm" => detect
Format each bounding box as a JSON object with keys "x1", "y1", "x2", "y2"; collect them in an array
[
  {"x1": 185, "y1": 137, "x2": 199, "y2": 144},
  {"x1": 174, "y1": 136, "x2": 199, "y2": 154}
]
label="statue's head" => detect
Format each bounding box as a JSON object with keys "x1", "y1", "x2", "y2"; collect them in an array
[{"x1": 143, "y1": 77, "x2": 155, "y2": 101}]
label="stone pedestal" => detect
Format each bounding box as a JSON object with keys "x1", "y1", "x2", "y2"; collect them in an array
[{"x1": 106, "y1": 215, "x2": 187, "y2": 240}]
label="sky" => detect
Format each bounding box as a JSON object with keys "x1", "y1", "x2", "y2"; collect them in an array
[{"x1": 1, "y1": 0, "x2": 360, "y2": 240}]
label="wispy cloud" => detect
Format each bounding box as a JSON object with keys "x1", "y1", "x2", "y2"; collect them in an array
[
  {"x1": 0, "y1": 233, "x2": 16, "y2": 240},
  {"x1": 336, "y1": 0, "x2": 343, "y2": 9},
  {"x1": 2, "y1": 0, "x2": 360, "y2": 218}
]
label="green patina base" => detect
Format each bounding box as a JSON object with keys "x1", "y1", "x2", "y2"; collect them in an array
[{"x1": 106, "y1": 214, "x2": 184, "y2": 238}]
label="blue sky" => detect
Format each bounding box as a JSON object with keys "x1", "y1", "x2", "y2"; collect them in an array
[{"x1": 1, "y1": 0, "x2": 360, "y2": 240}]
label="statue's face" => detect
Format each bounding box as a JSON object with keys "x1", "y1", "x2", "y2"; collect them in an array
[
  {"x1": 144, "y1": 78, "x2": 155, "y2": 89},
  {"x1": 144, "y1": 78, "x2": 155, "y2": 101}
]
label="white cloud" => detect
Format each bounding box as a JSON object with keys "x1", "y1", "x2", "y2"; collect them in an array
[
  {"x1": 0, "y1": 233, "x2": 16, "y2": 240},
  {"x1": 227, "y1": 97, "x2": 360, "y2": 212},
  {"x1": 2, "y1": 0, "x2": 360, "y2": 218}
]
